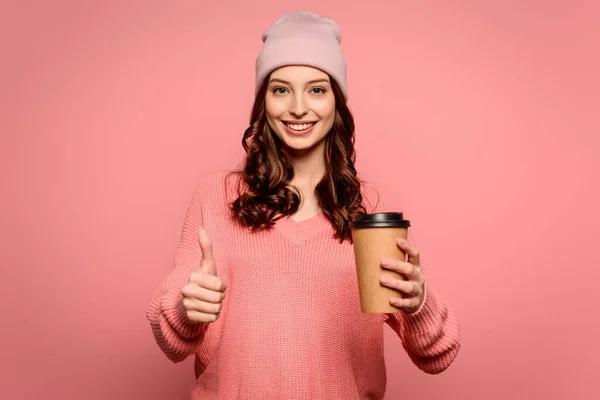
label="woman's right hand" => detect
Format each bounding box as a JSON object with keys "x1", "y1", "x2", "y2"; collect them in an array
[{"x1": 181, "y1": 227, "x2": 227, "y2": 323}]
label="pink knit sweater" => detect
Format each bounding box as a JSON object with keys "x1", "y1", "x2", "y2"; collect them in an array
[{"x1": 146, "y1": 171, "x2": 460, "y2": 399}]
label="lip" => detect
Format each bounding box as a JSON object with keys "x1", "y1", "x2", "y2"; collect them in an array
[{"x1": 281, "y1": 120, "x2": 317, "y2": 136}]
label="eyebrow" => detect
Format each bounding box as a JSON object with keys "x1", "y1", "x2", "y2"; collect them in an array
[{"x1": 268, "y1": 78, "x2": 331, "y2": 85}]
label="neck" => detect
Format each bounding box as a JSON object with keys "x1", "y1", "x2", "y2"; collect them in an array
[{"x1": 286, "y1": 142, "x2": 326, "y2": 190}]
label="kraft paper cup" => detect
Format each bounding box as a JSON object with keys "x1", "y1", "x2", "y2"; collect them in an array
[{"x1": 351, "y1": 212, "x2": 411, "y2": 313}]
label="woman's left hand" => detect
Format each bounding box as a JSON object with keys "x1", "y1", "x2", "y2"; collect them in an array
[{"x1": 380, "y1": 238, "x2": 425, "y2": 314}]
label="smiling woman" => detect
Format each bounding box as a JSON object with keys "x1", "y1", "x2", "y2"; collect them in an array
[
  {"x1": 146, "y1": 9, "x2": 461, "y2": 400},
  {"x1": 231, "y1": 62, "x2": 365, "y2": 236}
]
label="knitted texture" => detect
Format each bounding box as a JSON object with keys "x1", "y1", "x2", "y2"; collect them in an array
[
  {"x1": 255, "y1": 10, "x2": 348, "y2": 100},
  {"x1": 146, "y1": 171, "x2": 461, "y2": 399}
]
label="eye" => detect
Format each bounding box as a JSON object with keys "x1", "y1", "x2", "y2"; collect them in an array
[
  {"x1": 311, "y1": 87, "x2": 326, "y2": 94},
  {"x1": 272, "y1": 87, "x2": 288, "y2": 95}
]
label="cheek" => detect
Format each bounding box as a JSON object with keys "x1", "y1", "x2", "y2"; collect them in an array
[
  {"x1": 264, "y1": 101, "x2": 284, "y2": 138},
  {"x1": 316, "y1": 102, "x2": 336, "y2": 128},
  {"x1": 265, "y1": 102, "x2": 280, "y2": 129},
  {"x1": 317, "y1": 97, "x2": 335, "y2": 117},
  {"x1": 265, "y1": 97, "x2": 286, "y2": 118}
]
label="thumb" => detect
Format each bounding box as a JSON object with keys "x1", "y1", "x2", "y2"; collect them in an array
[{"x1": 198, "y1": 227, "x2": 217, "y2": 275}]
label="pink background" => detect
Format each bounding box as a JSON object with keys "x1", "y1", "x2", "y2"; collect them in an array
[{"x1": 1, "y1": 0, "x2": 599, "y2": 399}]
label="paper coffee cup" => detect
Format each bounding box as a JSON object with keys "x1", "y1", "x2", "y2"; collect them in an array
[{"x1": 351, "y1": 212, "x2": 411, "y2": 313}]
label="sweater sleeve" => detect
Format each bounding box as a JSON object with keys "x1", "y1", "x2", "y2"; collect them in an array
[
  {"x1": 146, "y1": 185, "x2": 210, "y2": 363},
  {"x1": 363, "y1": 182, "x2": 461, "y2": 373},
  {"x1": 383, "y1": 227, "x2": 461, "y2": 374}
]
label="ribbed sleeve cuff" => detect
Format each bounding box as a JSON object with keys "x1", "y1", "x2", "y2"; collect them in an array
[
  {"x1": 401, "y1": 284, "x2": 440, "y2": 335},
  {"x1": 161, "y1": 287, "x2": 207, "y2": 340}
]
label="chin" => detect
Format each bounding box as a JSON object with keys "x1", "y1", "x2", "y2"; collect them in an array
[{"x1": 279, "y1": 135, "x2": 326, "y2": 154}]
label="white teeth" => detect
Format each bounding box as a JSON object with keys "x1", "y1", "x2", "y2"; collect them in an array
[{"x1": 284, "y1": 122, "x2": 316, "y2": 131}]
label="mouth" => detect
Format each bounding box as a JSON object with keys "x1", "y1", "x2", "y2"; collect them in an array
[{"x1": 282, "y1": 121, "x2": 318, "y2": 134}]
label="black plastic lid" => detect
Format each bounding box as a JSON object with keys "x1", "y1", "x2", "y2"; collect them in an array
[{"x1": 351, "y1": 212, "x2": 410, "y2": 229}]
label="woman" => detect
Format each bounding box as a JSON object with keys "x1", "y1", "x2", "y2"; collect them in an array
[{"x1": 147, "y1": 10, "x2": 460, "y2": 399}]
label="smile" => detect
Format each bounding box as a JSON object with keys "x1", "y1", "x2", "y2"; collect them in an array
[{"x1": 282, "y1": 121, "x2": 317, "y2": 131}]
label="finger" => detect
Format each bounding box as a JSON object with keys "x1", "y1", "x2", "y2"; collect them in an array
[
  {"x1": 183, "y1": 296, "x2": 223, "y2": 314},
  {"x1": 198, "y1": 227, "x2": 215, "y2": 263},
  {"x1": 396, "y1": 238, "x2": 420, "y2": 266},
  {"x1": 182, "y1": 284, "x2": 225, "y2": 303},
  {"x1": 380, "y1": 276, "x2": 420, "y2": 296},
  {"x1": 188, "y1": 270, "x2": 227, "y2": 292},
  {"x1": 381, "y1": 259, "x2": 420, "y2": 280},
  {"x1": 390, "y1": 296, "x2": 420, "y2": 311},
  {"x1": 186, "y1": 310, "x2": 220, "y2": 323}
]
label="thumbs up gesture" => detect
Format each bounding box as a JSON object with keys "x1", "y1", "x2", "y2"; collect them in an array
[{"x1": 181, "y1": 227, "x2": 227, "y2": 323}]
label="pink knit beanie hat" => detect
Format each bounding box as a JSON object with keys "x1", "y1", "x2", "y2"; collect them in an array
[{"x1": 255, "y1": 10, "x2": 348, "y2": 100}]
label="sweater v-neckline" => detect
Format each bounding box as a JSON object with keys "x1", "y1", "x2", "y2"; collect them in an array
[{"x1": 275, "y1": 212, "x2": 331, "y2": 244}]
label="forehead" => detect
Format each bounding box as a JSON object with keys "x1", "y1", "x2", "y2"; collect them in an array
[{"x1": 269, "y1": 65, "x2": 330, "y2": 83}]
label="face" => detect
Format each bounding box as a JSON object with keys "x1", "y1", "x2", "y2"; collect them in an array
[{"x1": 265, "y1": 66, "x2": 336, "y2": 156}]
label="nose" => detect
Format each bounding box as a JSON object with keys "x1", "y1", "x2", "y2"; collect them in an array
[{"x1": 289, "y1": 93, "x2": 308, "y2": 117}]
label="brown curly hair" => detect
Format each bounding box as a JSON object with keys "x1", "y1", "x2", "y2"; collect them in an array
[{"x1": 228, "y1": 73, "x2": 366, "y2": 243}]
